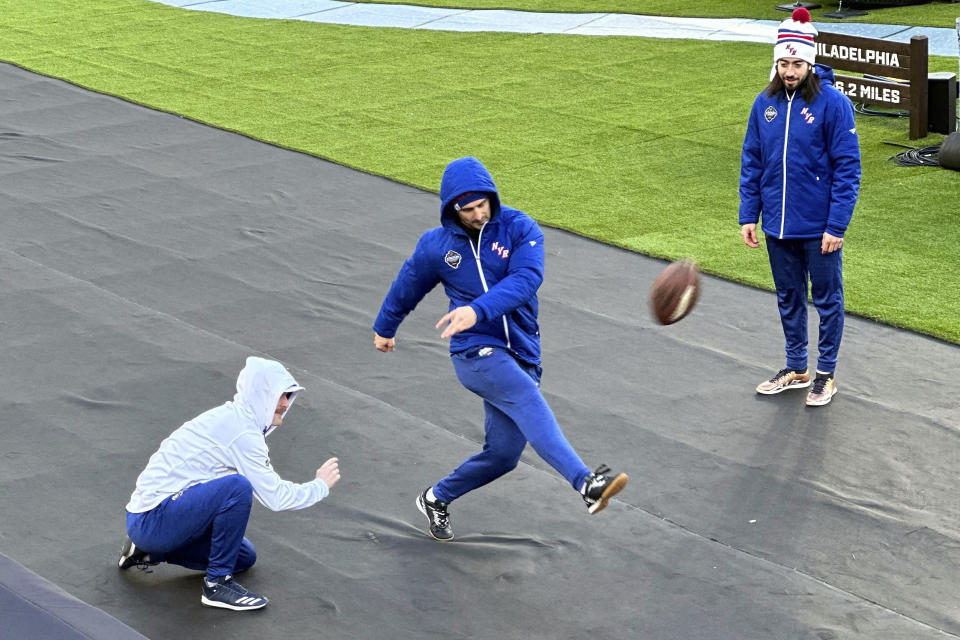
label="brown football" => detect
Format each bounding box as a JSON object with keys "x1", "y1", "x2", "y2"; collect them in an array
[{"x1": 650, "y1": 259, "x2": 700, "y2": 325}]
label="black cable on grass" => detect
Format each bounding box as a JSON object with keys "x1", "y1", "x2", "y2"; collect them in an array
[
  {"x1": 855, "y1": 103, "x2": 908, "y2": 118},
  {"x1": 884, "y1": 141, "x2": 942, "y2": 167}
]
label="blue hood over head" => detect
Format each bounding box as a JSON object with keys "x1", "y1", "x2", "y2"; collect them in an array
[
  {"x1": 814, "y1": 63, "x2": 835, "y2": 86},
  {"x1": 439, "y1": 157, "x2": 502, "y2": 228}
]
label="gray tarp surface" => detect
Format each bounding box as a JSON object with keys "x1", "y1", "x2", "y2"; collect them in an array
[
  {"x1": 0, "y1": 553, "x2": 148, "y2": 640},
  {"x1": 1, "y1": 62, "x2": 959, "y2": 639}
]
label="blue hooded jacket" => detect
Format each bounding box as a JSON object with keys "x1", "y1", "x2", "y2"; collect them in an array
[
  {"x1": 739, "y1": 64, "x2": 861, "y2": 239},
  {"x1": 373, "y1": 157, "x2": 544, "y2": 365}
]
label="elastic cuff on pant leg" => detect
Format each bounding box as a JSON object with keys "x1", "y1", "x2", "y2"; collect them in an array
[
  {"x1": 786, "y1": 361, "x2": 808, "y2": 372},
  {"x1": 205, "y1": 571, "x2": 231, "y2": 581},
  {"x1": 431, "y1": 485, "x2": 453, "y2": 504},
  {"x1": 574, "y1": 468, "x2": 591, "y2": 493}
]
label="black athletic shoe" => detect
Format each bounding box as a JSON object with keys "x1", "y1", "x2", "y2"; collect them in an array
[
  {"x1": 581, "y1": 465, "x2": 628, "y2": 515},
  {"x1": 200, "y1": 575, "x2": 268, "y2": 611},
  {"x1": 118, "y1": 536, "x2": 156, "y2": 570},
  {"x1": 416, "y1": 487, "x2": 454, "y2": 541}
]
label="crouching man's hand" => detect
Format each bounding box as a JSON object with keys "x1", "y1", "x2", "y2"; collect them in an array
[{"x1": 316, "y1": 457, "x2": 341, "y2": 489}]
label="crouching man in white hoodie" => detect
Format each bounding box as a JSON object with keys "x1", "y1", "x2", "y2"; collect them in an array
[{"x1": 118, "y1": 356, "x2": 340, "y2": 611}]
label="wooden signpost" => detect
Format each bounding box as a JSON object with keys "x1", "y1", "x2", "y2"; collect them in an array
[{"x1": 817, "y1": 32, "x2": 929, "y2": 139}]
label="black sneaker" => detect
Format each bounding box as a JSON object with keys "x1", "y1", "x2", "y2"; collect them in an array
[
  {"x1": 416, "y1": 487, "x2": 454, "y2": 541},
  {"x1": 118, "y1": 536, "x2": 156, "y2": 570},
  {"x1": 200, "y1": 575, "x2": 268, "y2": 611},
  {"x1": 581, "y1": 465, "x2": 628, "y2": 515}
]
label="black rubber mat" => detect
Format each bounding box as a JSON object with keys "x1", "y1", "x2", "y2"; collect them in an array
[{"x1": 1, "y1": 62, "x2": 959, "y2": 639}]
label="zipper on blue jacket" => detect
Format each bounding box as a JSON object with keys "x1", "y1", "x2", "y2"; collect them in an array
[
  {"x1": 779, "y1": 91, "x2": 794, "y2": 240},
  {"x1": 468, "y1": 224, "x2": 511, "y2": 349}
]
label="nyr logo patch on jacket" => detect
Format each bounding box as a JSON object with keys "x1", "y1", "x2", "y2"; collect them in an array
[
  {"x1": 491, "y1": 241, "x2": 510, "y2": 259},
  {"x1": 444, "y1": 250, "x2": 462, "y2": 269},
  {"x1": 764, "y1": 106, "x2": 778, "y2": 122},
  {"x1": 801, "y1": 107, "x2": 815, "y2": 125}
]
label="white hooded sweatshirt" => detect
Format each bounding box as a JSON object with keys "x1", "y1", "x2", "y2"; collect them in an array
[{"x1": 125, "y1": 357, "x2": 329, "y2": 513}]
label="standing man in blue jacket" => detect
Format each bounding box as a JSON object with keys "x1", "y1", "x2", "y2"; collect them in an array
[
  {"x1": 739, "y1": 8, "x2": 861, "y2": 407},
  {"x1": 373, "y1": 156, "x2": 627, "y2": 541},
  {"x1": 118, "y1": 356, "x2": 341, "y2": 610}
]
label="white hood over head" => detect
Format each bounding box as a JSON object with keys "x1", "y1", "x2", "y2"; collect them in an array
[{"x1": 233, "y1": 356, "x2": 303, "y2": 436}]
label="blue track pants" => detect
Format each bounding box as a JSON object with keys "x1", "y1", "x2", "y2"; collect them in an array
[
  {"x1": 433, "y1": 347, "x2": 591, "y2": 504},
  {"x1": 126, "y1": 474, "x2": 256, "y2": 580},
  {"x1": 766, "y1": 236, "x2": 844, "y2": 374}
]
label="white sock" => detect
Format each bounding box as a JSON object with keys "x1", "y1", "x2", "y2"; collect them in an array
[
  {"x1": 205, "y1": 574, "x2": 230, "y2": 587},
  {"x1": 426, "y1": 487, "x2": 437, "y2": 502}
]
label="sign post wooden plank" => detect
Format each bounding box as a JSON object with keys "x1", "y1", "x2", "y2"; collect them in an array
[{"x1": 817, "y1": 32, "x2": 929, "y2": 139}]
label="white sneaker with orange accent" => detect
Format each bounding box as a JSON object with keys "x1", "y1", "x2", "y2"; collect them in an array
[
  {"x1": 806, "y1": 373, "x2": 837, "y2": 406},
  {"x1": 756, "y1": 368, "x2": 811, "y2": 394}
]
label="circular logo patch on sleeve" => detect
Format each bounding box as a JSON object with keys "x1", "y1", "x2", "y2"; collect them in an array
[{"x1": 444, "y1": 250, "x2": 462, "y2": 269}]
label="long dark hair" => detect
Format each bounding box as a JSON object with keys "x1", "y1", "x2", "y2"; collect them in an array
[{"x1": 766, "y1": 67, "x2": 822, "y2": 103}]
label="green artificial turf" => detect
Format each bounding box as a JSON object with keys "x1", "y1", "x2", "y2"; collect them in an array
[{"x1": 1, "y1": 0, "x2": 958, "y2": 343}]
